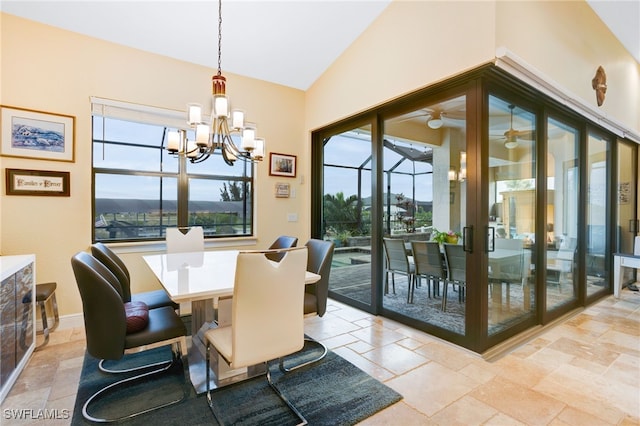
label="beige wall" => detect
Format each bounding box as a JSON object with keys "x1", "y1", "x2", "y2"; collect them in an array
[
  {"x1": 494, "y1": 1, "x2": 639, "y2": 131},
  {"x1": 0, "y1": 14, "x2": 308, "y2": 316},
  {"x1": 306, "y1": 0, "x2": 496, "y2": 130},
  {"x1": 306, "y1": 0, "x2": 639, "y2": 134}
]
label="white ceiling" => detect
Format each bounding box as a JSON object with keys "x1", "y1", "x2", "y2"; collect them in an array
[{"x1": 1, "y1": 1, "x2": 638, "y2": 91}]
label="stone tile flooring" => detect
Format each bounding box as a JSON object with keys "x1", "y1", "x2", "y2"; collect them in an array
[{"x1": 2, "y1": 289, "x2": 639, "y2": 425}]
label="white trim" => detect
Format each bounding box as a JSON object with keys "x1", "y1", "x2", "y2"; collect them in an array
[{"x1": 495, "y1": 48, "x2": 640, "y2": 144}]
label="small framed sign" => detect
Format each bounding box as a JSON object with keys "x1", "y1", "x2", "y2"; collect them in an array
[
  {"x1": 6, "y1": 168, "x2": 70, "y2": 196},
  {"x1": 275, "y1": 182, "x2": 290, "y2": 198}
]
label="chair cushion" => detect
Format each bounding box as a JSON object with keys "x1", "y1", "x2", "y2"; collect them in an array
[
  {"x1": 124, "y1": 301, "x2": 149, "y2": 334},
  {"x1": 36, "y1": 282, "x2": 57, "y2": 302},
  {"x1": 204, "y1": 326, "x2": 233, "y2": 365},
  {"x1": 124, "y1": 306, "x2": 187, "y2": 349}
]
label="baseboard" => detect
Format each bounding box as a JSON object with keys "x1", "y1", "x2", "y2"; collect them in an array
[{"x1": 35, "y1": 313, "x2": 84, "y2": 332}]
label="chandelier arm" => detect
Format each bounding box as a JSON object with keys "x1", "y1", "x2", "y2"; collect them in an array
[
  {"x1": 221, "y1": 120, "x2": 242, "y2": 155},
  {"x1": 190, "y1": 152, "x2": 211, "y2": 164}
]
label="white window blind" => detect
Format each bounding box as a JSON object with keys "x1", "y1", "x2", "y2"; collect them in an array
[{"x1": 90, "y1": 97, "x2": 187, "y2": 129}]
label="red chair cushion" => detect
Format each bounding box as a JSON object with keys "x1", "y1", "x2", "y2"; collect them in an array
[{"x1": 124, "y1": 301, "x2": 149, "y2": 334}]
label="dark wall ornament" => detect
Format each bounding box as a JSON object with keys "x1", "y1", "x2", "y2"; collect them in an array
[{"x1": 591, "y1": 66, "x2": 607, "y2": 106}]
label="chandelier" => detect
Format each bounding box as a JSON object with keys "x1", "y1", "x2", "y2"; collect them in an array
[{"x1": 167, "y1": 0, "x2": 265, "y2": 165}]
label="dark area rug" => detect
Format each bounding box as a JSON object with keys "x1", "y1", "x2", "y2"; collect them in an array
[{"x1": 72, "y1": 341, "x2": 402, "y2": 425}]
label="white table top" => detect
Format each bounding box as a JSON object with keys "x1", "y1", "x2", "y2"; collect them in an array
[
  {"x1": 143, "y1": 250, "x2": 320, "y2": 303},
  {"x1": 0, "y1": 254, "x2": 35, "y2": 280},
  {"x1": 489, "y1": 248, "x2": 523, "y2": 261}
]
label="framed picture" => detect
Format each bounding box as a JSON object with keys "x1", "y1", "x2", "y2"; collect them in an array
[
  {"x1": 1, "y1": 105, "x2": 75, "y2": 162},
  {"x1": 6, "y1": 168, "x2": 70, "y2": 196},
  {"x1": 269, "y1": 152, "x2": 296, "y2": 178},
  {"x1": 275, "y1": 182, "x2": 290, "y2": 198}
]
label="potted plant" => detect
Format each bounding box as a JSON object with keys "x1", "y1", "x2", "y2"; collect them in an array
[
  {"x1": 335, "y1": 230, "x2": 352, "y2": 247},
  {"x1": 431, "y1": 228, "x2": 462, "y2": 245}
]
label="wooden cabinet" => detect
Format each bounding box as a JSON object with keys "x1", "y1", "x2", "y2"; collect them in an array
[{"x1": 0, "y1": 255, "x2": 35, "y2": 403}]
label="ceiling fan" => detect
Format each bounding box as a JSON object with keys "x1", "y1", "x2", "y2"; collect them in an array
[
  {"x1": 496, "y1": 105, "x2": 534, "y2": 149},
  {"x1": 393, "y1": 107, "x2": 465, "y2": 129}
]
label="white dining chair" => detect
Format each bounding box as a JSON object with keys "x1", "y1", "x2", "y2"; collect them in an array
[
  {"x1": 165, "y1": 226, "x2": 205, "y2": 315},
  {"x1": 166, "y1": 226, "x2": 204, "y2": 253},
  {"x1": 204, "y1": 246, "x2": 309, "y2": 425}
]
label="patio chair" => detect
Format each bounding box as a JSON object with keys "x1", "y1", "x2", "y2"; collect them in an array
[
  {"x1": 443, "y1": 243, "x2": 466, "y2": 312},
  {"x1": 383, "y1": 238, "x2": 416, "y2": 303},
  {"x1": 411, "y1": 241, "x2": 445, "y2": 299}
]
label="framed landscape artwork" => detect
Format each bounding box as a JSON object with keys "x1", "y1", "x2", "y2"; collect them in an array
[
  {"x1": 269, "y1": 152, "x2": 296, "y2": 178},
  {"x1": 1, "y1": 105, "x2": 75, "y2": 162}
]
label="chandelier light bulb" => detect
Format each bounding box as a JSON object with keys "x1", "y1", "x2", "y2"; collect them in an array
[
  {"x1": 242, "y1": 125, "x2": 256, "y2": 150},
  {"x1": 195, "y1": 124, "x2": 210, "y2": 147},
  {"x1": 167, "y1": 130, "x2": 180, "y2": 153},
  {"x1": 186, "y1": 140, "x2": 199, "y2": 158},
  {"x1": 213, "y1": 95, "x2": 229, "y2": 118},
  {"x1": 187, "y1": 104, "x2": 202, "y2": 125},
  {"x1": 253, "y1": 138, "x2": 265, "y2": 160},
  {"x1": 231, "y1": 110, "x2": 244, "y2": 129}
]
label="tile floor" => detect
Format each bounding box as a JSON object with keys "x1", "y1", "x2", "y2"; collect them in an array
[{"x1": 2, "y1": 288, "x2": 639, "y2": 425}]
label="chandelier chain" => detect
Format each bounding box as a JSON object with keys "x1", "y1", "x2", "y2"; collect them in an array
[{"x1": 217, "y1": 0, "x2": 223, "y2": 76}]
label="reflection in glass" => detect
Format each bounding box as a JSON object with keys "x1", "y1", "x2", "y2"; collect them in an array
[
  {"x1": 487, "y1": 96, "x2": 536, "y2": 335},
  {"x1": 382, "y1": 95, "x2": 467, "y2": 335},
  {"x1": 586, "y1": 133, "x2": 609, "y2": 296},
  {"x1": 323, "y1": 125, "x2": 373, "y2": 308},
  {"x1": 545, "y1": 118, "x2": 579, "y2": 310},
  {"x1": 617, "y1": 142, "x2": 637, "y2": 284}
]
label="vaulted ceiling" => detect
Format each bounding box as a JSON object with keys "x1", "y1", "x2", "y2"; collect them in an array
[{"x1": 2, "y1": 1, "x2": 637, "y2": 91}]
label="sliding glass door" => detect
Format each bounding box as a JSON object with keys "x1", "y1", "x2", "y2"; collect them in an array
[
  {"x1": 544, "y1": 116, "x2": 579, "y2": 312},
  {"x1": 322, "y1": 124, "x2": 373, "y2": 310},
  {"x1": 381, "y1": 95, "x2": 468, "y2": 335},
  {"x1": 586, "y1": 132, "x2": 611, "y2": 298},
  {"x1": 486, "y1": 95, "x2": 536, "y2": 335},
  {"x1": 312, "y1": 65, "x2": 627, "y2": 353}
]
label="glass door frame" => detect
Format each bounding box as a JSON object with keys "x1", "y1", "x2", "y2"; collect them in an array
[
  {"x1": 538, "y1": 105, "x2": 584, "y2": 324},
  {"x1": 311, "y1": 64, "x2": 626, "y2": 354},
  {"x1": 481, "y1": 82, "x2": 541, "y2": 350}
]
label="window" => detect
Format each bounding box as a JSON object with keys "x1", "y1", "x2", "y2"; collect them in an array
[{"x1": 92, "y1": 98, "x2": 254, "y2": 242}]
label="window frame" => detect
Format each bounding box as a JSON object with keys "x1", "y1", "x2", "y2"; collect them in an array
[{"x1": 91, "y1": 98, "x2": 256, "y2": 244}]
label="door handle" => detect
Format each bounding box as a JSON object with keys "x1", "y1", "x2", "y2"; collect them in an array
[
  {"x1": 487, "y1": 226, "x2": 495, "y2": 252},
  {"x1": 463, "y1": 226, "x2": 473, "y2": 253}
]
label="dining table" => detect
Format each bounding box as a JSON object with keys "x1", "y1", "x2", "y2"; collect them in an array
[
  {"x1": 488, "y1": 248, "x2": 530, "y2": 311},
  {"x1": 143, "y1": 249, "x2": 320, "y2": 394}
]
